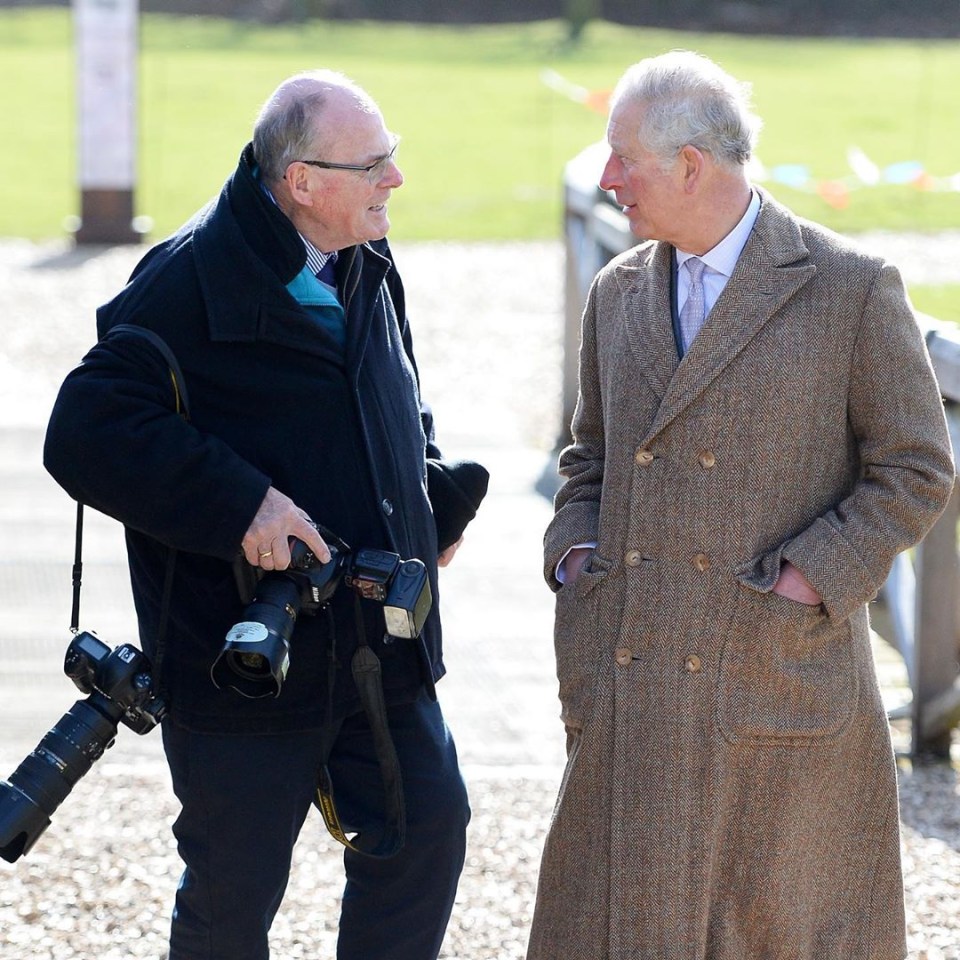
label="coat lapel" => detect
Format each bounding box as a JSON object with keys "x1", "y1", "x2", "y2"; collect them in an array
[
  {"x1": 642, "y1": 193, "x2": 817, "y2": 442},
  {"x1": 614, "y1": 241, "x2": 679, "y2": 403}
]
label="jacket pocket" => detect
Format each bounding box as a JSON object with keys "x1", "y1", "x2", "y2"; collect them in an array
[
  {"x1": 718, "y1": 587, "x2": 857, "y2": 744},
  {"x1": 553, "y1": 552, "x2": 610, "y2": 730}
]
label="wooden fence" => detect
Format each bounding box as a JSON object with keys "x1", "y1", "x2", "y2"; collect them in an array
[{"x1": 561, "y1": 143, "x2": 960, "y2": 760}]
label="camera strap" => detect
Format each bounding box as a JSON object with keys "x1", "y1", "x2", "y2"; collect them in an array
[
  {"x1": 314, "y1": 595, "x2": 406, "y2": 858},
  {"x1": 69, "y1": 324, "x2": 192, "y2": 698},
  {"x1": 70, "y1": 500, "x2": 84, "y2": 633}
]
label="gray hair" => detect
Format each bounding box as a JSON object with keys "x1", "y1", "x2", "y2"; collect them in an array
[
  {"x1": 612, "y1": 50, "x2": 761, "y2": 169},
  {"x1": 252, "y1": 69, "x2": 378, "y2": 184}
]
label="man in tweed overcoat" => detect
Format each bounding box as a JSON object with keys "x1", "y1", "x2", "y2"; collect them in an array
[{"x1": 527, "y1": 52, "x2": 955, "y2": 960}]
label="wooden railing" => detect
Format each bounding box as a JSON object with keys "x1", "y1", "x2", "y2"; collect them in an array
[{"x1": 561, "y1": 144, "x2": 960, "y2": 760}]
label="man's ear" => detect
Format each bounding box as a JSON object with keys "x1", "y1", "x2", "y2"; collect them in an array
[
  {"x1": 283, "y1": 162, "x2": 315, "y2": 208},
  {"x1": 678, "y1": 145, "x2": 706, "y2": 193}
]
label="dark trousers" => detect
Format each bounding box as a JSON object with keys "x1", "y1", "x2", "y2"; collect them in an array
[{"x1": 161, "y1": 691, "x2": 469, "y2": 960}]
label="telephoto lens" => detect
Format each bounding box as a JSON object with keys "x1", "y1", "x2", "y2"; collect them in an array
[
  {"x1": 0, "y1": 632, "x2": 164, "y2": 863},
  {"x1": 0, "y1": 697, "x2": 123, "y2": 862}
]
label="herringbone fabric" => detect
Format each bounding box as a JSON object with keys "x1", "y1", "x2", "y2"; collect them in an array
[{"x1": 528, "y1": 188, "x2": 955, "y2": 960}]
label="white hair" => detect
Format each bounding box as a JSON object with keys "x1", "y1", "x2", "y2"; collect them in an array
[{"x1": 611, "y1": 50, "x2": 762, "y2": 169}]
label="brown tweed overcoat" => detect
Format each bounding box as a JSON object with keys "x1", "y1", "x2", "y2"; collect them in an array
[{"x1": 528, "y1": 191, "x2": 955, "y2": 960}]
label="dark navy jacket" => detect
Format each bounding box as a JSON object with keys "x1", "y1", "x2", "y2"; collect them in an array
[{"x1": 44, "y1": 145, "x2": 454, "y2": 733}]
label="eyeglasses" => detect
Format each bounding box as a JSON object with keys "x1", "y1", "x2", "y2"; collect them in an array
[{"x1": 293, "y1": 136, "x2": 400, "y2": 183}]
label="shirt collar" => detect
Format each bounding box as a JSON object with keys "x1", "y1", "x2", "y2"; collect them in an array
[
  {"x1": 676, "y1": 188, "x2": 761, "y2": 278},
  {"x1": 301, "y1": 237, "x2": 338, "y2": 277},
  {"x1": 259, "y1": 180, "x2": 338, "y2": 275}
]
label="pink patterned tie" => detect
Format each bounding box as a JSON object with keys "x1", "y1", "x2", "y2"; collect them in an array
[{"x1": 679, "y1": 257, "x2": 706, "y2": 354}]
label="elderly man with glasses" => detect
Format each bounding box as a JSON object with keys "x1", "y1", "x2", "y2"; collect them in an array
[{"x1": 44, "y1": 70, "x2": 487, "y2": 960}]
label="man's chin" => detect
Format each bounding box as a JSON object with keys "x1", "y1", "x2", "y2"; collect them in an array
[
  {"x1": 366, "y1": 209, "x2": 391, "y2": 239},
  {"x1": 627, "y1": 217, "x2": 646, "y2": 238}
]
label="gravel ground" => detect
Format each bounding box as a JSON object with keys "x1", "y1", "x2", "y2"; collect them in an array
[{"x1": 1, "y1": 235, "x2": 959, "y2": 959}]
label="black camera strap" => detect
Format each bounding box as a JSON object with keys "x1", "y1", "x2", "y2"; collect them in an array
[
  {"x1": 314, "y1": 594, "x2": 406, "y2": 858},
  {"x1": 70, "y1": 324, "x2": 191, "y2": 697},
  {"x1": 70, "y1": 500, "x2": 84, "y2": 633}
]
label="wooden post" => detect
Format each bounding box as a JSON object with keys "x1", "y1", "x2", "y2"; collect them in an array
[
  {"x1": 912, "y1": 474, "x2": 960, "y2": 760},
  {"x1": 557, "y1": 143, "x2": 631, "y2": 456},
  {"x1": 561, "y1": 201, "x2": 586, "y2": 451},
  {"x1": 73, "y1": 0, "x2": 141, "y2": 245}
]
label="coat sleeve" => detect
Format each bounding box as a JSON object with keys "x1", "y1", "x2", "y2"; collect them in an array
[
  {"x1": 43, "y1": 329, "x2": 272, "y2": 560},
  {"x1": 781, "y1": 263, "x2": 955, "y2": 619},
  {"x1": 544, "y1": 277, "x2": 606, "y2": 590}
]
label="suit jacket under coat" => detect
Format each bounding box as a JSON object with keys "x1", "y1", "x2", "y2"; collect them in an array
[
  {"x1": 529, "y1": 190, "x2": 955, "y2": 959},
  {"x1": 44, "y1": 145, "x2": 450, "y2": 733}
]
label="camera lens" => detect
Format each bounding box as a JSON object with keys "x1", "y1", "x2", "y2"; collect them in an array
[
  {"x1": 0, "y1": 696, "x2": 122, "y2": 863},
  {"x1": 227, "y1": 650, "x2": 273, "y2": 680},
  {"x1": 212, "y1": 576, "x2": 301, "y2": 698}
]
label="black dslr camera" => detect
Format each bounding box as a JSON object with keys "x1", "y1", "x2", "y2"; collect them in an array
[
  {"x1": 0, "y1": 632, "x2": 166, "y2": 863},
  {"x1": 211, "y1": 530, "x2": 432, "y2": 699}
]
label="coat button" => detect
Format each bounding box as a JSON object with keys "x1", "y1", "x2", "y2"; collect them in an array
[
  {"x1": 692, "y1": 552, "x2": 710, "y2": 571},
  {"x1": 615, "y1": 647, "x2": 633, "y2": 666},
  {"x1": 698, "y1": 451, "x2": 716, "y2": 469},
  {"x1": 381, "y1": 498, "x2": 394, "y2": 516},
  {"x1": 634, "y1": 447, "x2": 655, "y2": 466},
  {"x1": 684, "y1": 654, "x2": 703, "y2": 673},
  {"x1": 624, "y1": 550, "x2": 643, "y2": 567}
]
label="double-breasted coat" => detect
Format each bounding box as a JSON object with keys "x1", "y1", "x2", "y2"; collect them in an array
[{"x1": 528, "y1": 191, "x2": 955, "y2": 960}]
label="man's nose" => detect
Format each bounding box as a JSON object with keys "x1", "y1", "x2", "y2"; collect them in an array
[
  {"x1": 599, "y1": 152, "x2": 621, "y2": 192},
  {"x1": 383, "y1": 160, "x2": 404, "y2": 189}
]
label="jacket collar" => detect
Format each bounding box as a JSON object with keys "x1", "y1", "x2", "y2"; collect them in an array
[
  {"x1": 189, "y1": 144, "x2": 391, "y2": 351},
  {"x1": 613, "y1": 187, "x2": 817, "y2": 441},
  {"x1": 188, "y1": 144, "x2": 304, "y2": 342}
]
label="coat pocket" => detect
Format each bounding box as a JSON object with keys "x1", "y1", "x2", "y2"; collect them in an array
[
  {"x1": 718, "y1": 587, "x2": 857, "y2": 744},
  {"x1": 553, "y1": 553, "x2": 611, "y2": 731}
]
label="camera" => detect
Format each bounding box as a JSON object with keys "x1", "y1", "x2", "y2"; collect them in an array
[
  {"x1": 211, "y1": 531, "x2": 432, "y2": 699},
  {"x1": 0, "y1": 631, "x2": 166, "y2": 863}
]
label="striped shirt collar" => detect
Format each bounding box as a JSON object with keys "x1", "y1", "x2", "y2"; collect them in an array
[
  {"x1": 260, "y1": 181, "x2": 338, "y2": 276},
  {"x1": 302, "y1": 236, "x2": 338, "y2": 278}
]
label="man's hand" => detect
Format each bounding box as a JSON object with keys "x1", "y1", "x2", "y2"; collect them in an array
[
  {"x1": 241, "y1": 486, "x2": 330, "y2": 571},
  {"x1": 438, "y1": 537, "x2": 463, "y2": 568},
  {"x1": 772, "y1": 561, "x2": 822, "y2": 606},
  {"x1": 562, "y1": 546, "x2": 594, "y2": 586}
]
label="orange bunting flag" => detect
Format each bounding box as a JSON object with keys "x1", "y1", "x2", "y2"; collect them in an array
[{"x1": 816, "y1": 180, "x2": 850, "y2": 210}]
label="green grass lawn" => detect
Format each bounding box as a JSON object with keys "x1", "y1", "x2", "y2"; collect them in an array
[
  {"x1": 3, "y1": 10, "x2": 959, "y2": 243},
  {"x1": 2, "y1": 9, "x2": 960, "y2": 318},
  {"x1": 910, "y1": 285, "x2": 960, "y2": 324}
]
